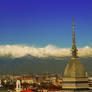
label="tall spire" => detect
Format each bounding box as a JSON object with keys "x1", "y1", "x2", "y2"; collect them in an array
[{"x1": 72, "y1": 18, "x2": 78, "y2": 57}]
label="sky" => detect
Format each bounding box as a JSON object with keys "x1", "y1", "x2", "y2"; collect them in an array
[{"x1": 0, "y1": 0, "x2": 92, "y2": 48}]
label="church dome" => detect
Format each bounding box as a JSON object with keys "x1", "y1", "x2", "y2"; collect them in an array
[{"x1": 64, "y1": 57, "x2": 87, "y2": 77}]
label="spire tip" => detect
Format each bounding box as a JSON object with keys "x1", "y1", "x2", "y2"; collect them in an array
[{"x1": 72, "y1": 18, "x2": 78, "y2": 58}]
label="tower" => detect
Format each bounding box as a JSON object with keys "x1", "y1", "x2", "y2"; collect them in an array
[
  {"x1": 16, "y1": 78, "x2": 21, "y2": 92},
  {"x1": 62, "y1": 18, "x2": 90, "y2": 92}
]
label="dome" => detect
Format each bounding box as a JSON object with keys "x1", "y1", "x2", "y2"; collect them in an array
[{"x1": 64, "y1": 57, "x2": 87, "y2": 77}]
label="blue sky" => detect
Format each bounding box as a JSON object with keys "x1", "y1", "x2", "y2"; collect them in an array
[{"x1": 0, "y1": 0, "x2": 92, "y2": 48}]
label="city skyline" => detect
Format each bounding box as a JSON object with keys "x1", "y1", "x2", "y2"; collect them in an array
[
  {"x1": 0, "y1": 1, "x2": 92, "y2": 92},
  {"x1": 0, "y1": 0, "x2": 92, "y2": 48}
]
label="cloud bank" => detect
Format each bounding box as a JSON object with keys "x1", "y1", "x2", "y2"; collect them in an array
[{"x1": 0, "y1": 45, "x2": 92, "y2": 58}]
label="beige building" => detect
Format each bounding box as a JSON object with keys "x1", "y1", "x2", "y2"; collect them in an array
[
  {"x1": 21, "y1": 78, "x2": 34, "y2": 84},
  {"x1": 62, "y1": 19, "x2": 90, "y2": 92}
]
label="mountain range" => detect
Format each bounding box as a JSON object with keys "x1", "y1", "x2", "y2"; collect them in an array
[{"x1": 0, "y1": 54, "x2": 92, "y2": 74}]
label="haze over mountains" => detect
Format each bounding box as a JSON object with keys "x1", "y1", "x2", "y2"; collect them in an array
[{"x1": 0, "y1": 45, "x2": 92, "y2": 74}]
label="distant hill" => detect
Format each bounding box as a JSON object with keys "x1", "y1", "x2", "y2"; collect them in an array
[{"x1": 0, "y1": 54, "x2": 92, "y2": 74}]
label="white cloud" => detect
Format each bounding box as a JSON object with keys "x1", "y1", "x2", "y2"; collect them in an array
[
  {"x1": 0, "y1": 45, "x2": 92, "y2": 58},
  {"x1": 78, "y1": 46, "x2": 92, "y2": 57}
]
